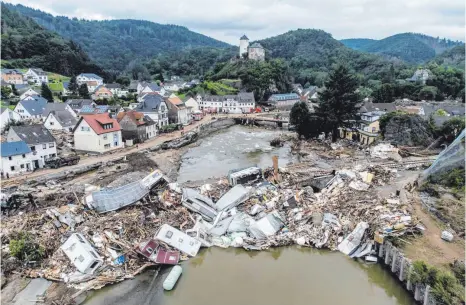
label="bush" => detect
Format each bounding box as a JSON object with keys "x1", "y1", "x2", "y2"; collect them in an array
[{"x1": 9, "y1": 232, "x2": 45, "y2": 262}]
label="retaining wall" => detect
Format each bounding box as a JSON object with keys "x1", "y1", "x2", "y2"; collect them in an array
[
  {"x1": 198, "y1": 118, "x2": 236, "y2": 137},
  {"x1": 378, "y1": 241, "x2": 437, "y2": 305}
]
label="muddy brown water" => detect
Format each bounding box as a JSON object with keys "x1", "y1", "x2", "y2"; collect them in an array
[{"x1": 84, "y1": 126, "x2": 415, "y2": 305}]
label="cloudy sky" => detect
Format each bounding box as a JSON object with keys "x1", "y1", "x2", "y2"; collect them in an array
[{"x1": 5, "y1": 0, "x2": 465, "y2": 44}]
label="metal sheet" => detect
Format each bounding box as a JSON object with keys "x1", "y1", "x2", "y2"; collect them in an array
[
  {"x1": 337, "y1": 222, "x2": 369, "y2": 255},
  {"x1": 215, "y1": 185, "x2": 250, "y2": 211}
]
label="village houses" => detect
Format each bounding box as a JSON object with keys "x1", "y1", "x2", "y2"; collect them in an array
[
  {"x1": 25, "y1": 68, "x2": 48, "y2": 84},
  {"x1": 41, "y1": 103, "x2": 77, "y2": 120},
  {"x1": 184, "y1": 97, "x2": 200, "y2": 112},
  {"x1": 137, "y1": 82, "x2": 165, "y2": 96},
  {"x1": 19, "y1": 88, "x2": 39, "y2": 100},
  {"x1": 93, "y1": 85, "x2": 113, "y2": 100},
  {"x1": 7, "y1": 125, "x2": 57, "y2": 169},
  {"x1": 106, "y1": 83, "x2": 123, "y2": 97},
  {"x1": 166, "y1": 96, "x2": 191, "y2": 125},
  {"x1": 1, "y1": 141, "x2": 33, "y2": 177},
  {"x1": 197, "y1": 92, "x2": 255, "y2": 113},
  {"x1": 14, "y1": 96, "x2": 48, "y2": 120},
  {"x1": 267, "y1": 93, "x2": 301, "y2": 110},
  {"x1": 134, "y1": 94, "x2": 169, "y2": 127},
  {"x1": 0, "y1": 107, "x2": 21, "y2": 132},
  {"x1": 65, "y1": 99, "x2": 95, "y2": 114},
  {"x1": 1, "y1": 69, "x2": 24, "y2": 85},
  {"x1": 44, "y1": 110, "x2": 79, "y2": 132},
  {"x1": 77, "y1": 73, "x2": 104, "y2": 86},
  {"x1": 73, "y1": 113, "x2": 123, "y2": 153},
  {"x1": 117, "y1": 111, "x2": 157, "y2": 144}
]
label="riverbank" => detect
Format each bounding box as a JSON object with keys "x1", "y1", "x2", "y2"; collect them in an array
[{"x1": 1, "y1": 127, "x2": 462, "y2": 305}]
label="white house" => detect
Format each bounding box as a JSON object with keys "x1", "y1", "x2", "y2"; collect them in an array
[
  {"x1": 19, "y1": 88, "x2": 39, "y2": 100},
  {"x1": 7, "y1": 125, "x2": 57, "y2": 169},
  {"x1": 106, "y1": 83, "x2": 123, "y2": 96},
  {"x1": 163, "y1": 81, "x2": 184, "y2": 92},
  {"x1": 41, "y1": 103, "x2": 77, "y2": 120},
  {"x1": 44, "y1": 110, "x2": 78, "y2": 132},
  {"x1": 166, "y1": 96, "x2": 190, "y2": 125},
  {"x1": 25, "y1": 68, "x2": 48, "y2": 84},
  {"x1": 0, "y1": 107, "x2": 21, "y2": 132},
  {"x1": 198, "y1": 92, "x2": 255, "y2": 113},
  {"x1": 184, "y1": 97, "x2": 200, "y2": 112},
  {"x1": 134, "y1": 94, "x2": 169, "y2": 127},
  {"x1": 73, "y1": 113, "x2": 123, "y2": 153},
  {"x1": 267, "y1": 93, "x2": 301, "y2": 109},
  {"x1": 1, "y1": 141, "x2": 34, "y2": 177},
  {"x1": 14, "y1": 97, "x2": 48, "y2": 120},
  {"x1": 137, "y1": 82, "x2": 165, "y2": 96},
  {"x1": 77, "y1": 73, "x2": 104, "y2": 86}
]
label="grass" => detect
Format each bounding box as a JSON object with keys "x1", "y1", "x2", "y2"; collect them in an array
[
  {"x1": 204, "y1": 81, "x2": 238, "y2": 95},
  {"x1": 47, "y1": 72, "x2": 70, "y2": 82},
  {"x1": 48, "y1": 82, "x2": 64, "y2": 92},
  {"x1": 8, "y1": 105, "x2": 15, "y2": 110}
]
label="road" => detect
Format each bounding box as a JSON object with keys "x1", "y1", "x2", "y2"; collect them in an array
[{"x1": 3, "y1": 113, "x2": 272, "y2": 186}]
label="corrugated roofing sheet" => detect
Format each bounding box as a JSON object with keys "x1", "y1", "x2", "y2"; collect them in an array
[{"x1": 1, "y1": 141, "x2": 31, "y2": 157}]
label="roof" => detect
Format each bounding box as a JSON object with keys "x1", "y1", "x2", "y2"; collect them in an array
[
  {"x1": 422, "y1": 103, "x2": 465, "y2": 117},
  {"x1": 143, "y1": 115, "x2": 156, "y2": 125},
  {"x1": 77, "y1": 113, "x2": 121, "y2": 135},
  {"x1": 30, "y1": 68, "x2": 46, "y2": 75},
  {"x1": 66, "y1": 99, "x2": 94, "y2": 110},
  {"x1": 268, "y1": 93, "x2": 300, "y2": 101},
  {"x1": 359, "y1": 102, "x2": 396, "y2": 113},
  {"x1": 136, "y1": 94, "x2": 164, "y2": 113},
  {"x1": 240, "y1": 35, "x2": 249, "y2": 40},
  {"x1": 1, "y1": 141, "x2": 31, "y2": 157},
  {"x1": 129, "y1": 80, "x2": 138, "y2": 90},
  {"x1": 396, "y1": 106, "x2": 422, "y2": 114},
  {"x1": 78, "y1": 73, "x2": 103, "y2": 80},
  {"x1": 237, "y1": 92, "x2": 255, "y2": 103},
  {"x1": 1, "y1": 69, "x2": 23, "y2": 75},
  {"x1": 117, "y1": 111, "x2": 146, "y2": 126},
  {"x1": 167, "y1": 96, "x2": 183, "y2": 106},
  {"x1": 143, "y1": 83, "x2": 161, "y2": 92},
  {"x1": 106, "y1": 83, "x2": 121, "y2": 89},
  {"x1": 249, "y1": 42, "x2": 264, "y2": 49},
  {"x1": 10, "y1": 125, "x2": 55, "y2": 144},
  {"x1": 49, "y1": 110, "x2": 78, "y2": 128},
  {"x1": 79, "y1": 105, "x2": 110, "y2": 114},
  {"x1": 42, "y1": 103, "x2": 70, "y2": 116},
  {"x1": 18, "y1": 97, "x2": 47, "y2": 116},
  {"x1": 63, "y1": 81, "x2": 70, "y2": 90},
  {"x1": 1, "y1": 107, "x2": 9, "y2": 114}
]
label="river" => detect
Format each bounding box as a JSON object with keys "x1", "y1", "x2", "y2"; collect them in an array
[{"x1": 84, "y1": 126, "x2": 415, "y2": 305}]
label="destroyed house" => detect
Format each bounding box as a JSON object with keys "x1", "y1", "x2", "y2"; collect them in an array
[
  {"x1": 86, "y1": 170, "x2": 167, "y2": 213},
  {"x1": 181, "y1": 188, "x2": 218, "y2": 222},
  {"x1": 228, "y1": 166, "x2": 262, "y2": 186},
  {"x1": 61, "y1": 233, "x2": 103, "y2": 274},
  {"x1": 155, "y1": 224, "x2": 201, "y2": 257}
]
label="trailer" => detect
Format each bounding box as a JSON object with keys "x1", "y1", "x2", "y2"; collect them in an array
[{"x1": 45, "y1": 155, "x2": 80, "y2": 168}]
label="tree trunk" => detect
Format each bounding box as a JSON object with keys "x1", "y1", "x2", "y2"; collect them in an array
[{"x1": 331, "y1": 126, "x2": 338, "y2": 142}]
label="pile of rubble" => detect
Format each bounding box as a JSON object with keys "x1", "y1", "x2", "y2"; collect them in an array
[{"x1": 1, "y1": 160, "x2": 425, "y2": 296}]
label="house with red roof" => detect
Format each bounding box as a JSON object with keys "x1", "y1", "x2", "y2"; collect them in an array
[
  {"x1": 166, "y1": 96, "x2": 190, "y2": 125},
  {"x1": 73, "y1": 113, "x2": 123, "y2": 153},
  {"x1": 116, "y1": 111, "x2": 157, "y2": 144}
]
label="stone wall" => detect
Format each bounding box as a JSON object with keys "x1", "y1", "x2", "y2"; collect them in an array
[
  {"x1": 198, "y1": 118, "x2": 236, "y2": 137},
  {"x1": 378, "y1": 241, "x2": 437, "y2": 305}
]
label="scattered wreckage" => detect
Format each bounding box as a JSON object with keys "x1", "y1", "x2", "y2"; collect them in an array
[{"x1": 1, "y1": 153, "x2": 429, "y2": 298}]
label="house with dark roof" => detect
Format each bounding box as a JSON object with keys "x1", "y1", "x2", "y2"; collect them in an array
[
  {"x1": 41, "y1": 103, "x2": 77, "y2": 119},
  {"x1": 66, "y1": 99, "x2": 95, "y2": 113},
  {"x1": 135, "y1": 94, "x2": 169, "y2": 127},
  {"x1": 25, "y1": 68, "x2": 48, "y2": 84},
  {"x1": 92, "y1": 85, "x2": 113, "y2": 100},
  {"x1": 1, "y1": 107, "x2": 21, "y2": 132},
  {"x1": 77, "y1": 73, "x2": 103, "y2": 86},
  {"x1": 73, "y1": 113, "x2": 123, "y2": 153},
  {"x1": 106, "y1": 83, "x2": 122, "y2": 96},
  {"x1": 7, "y1": 125, "x2": 57, "y2": 169},
  {"x1": 137, "y1": 82, "x2": 165, "y2": 96},
  {"x1": 14, "y1": 97, "x2": 48, "y2": 120},
  {"x1": 267, "y1": 93, "x2": 300, "y2": 110},
  {"x1": 44, "y1": 110, "x2": 79, "y2": 131},
  {"x1": 19, "y1": 88, "x2": 39, "y2": 100},
  {"x1": 117, "y1": 110, "x2": 157, "y2": 143},
  {"x1": 1, "y1": 141, "x2": 33, "y2": 176},
  {"x1": 358, "y1": 102, "x2": 397, "y2": 113}
]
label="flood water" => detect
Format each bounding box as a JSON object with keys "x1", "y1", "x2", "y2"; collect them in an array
[
  {"x1": 177, "y1": 125, "x2": 297, "y2": 183},
  {"x1": 84, "y1": 126, "x2": 415, "y2": 305},
  {"x1": 85, "y1": 247, "x2": 415, "y2": 305}
]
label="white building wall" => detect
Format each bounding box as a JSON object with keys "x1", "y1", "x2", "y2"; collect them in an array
[
  {"x1": 145, "y1": 124, "x2": 157, "y2": 139},
  {"x1": 74, "y1": 120, "x2": 123, "y2": 153},
  {"x1": 13, "y1": 103, "x2": 33, "y2": 120},
  {"x1": 44, "y1": 113, "x2": 64, "y2": 131},
  {"x1": 20, "y1": 89, "x2": 39, "y2": 100},
  {"x1": 177, "y1": 108, "x2": 190, "y2": 125},
  {"x1": 77, "y1": 75, "x2": 103, "y2": 86},
  {"x1": 184, "y1": 98, "x2": 199, "y2": 112},
  {"x1": 1, "y1": 153, "x2": 34, "y2": 176},
  {"x1": 1, "y1": 109, "x2": 21, "y2": 131},
  {"x1": 240, "y1": 39, "x2": 249, "y2": 57}
]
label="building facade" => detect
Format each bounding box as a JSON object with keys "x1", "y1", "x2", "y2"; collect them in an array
[
  {"x1": 1, "y1": 69, "x2": 24, "y2": 85},
  {"x1": 1, "y1": 141, "x2": 33, "y2": 176},
  {"x1": 73, "y1": 114, "x2": 123, "y2": 153},
  {"x1": 77, "y1": 73, "x2": 104, "y2": 86},
  {"x1": 25, "y1": 68, "x2": 48, "y2": 84}
]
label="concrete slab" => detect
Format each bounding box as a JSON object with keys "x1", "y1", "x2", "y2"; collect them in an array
[{"x1": 12, "y1": 278, "x2": 52, "y2": 305}]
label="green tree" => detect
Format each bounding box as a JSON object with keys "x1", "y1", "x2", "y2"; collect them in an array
[
  {"x1": 440, "y1": 117, "x2": 465, "y2": 140},
  {"x1": 316, "y1": 65, "x2": 360, "y2": 142},
  {"x1": 290, "y1": 102, "x2": 312, "y2": 138},
  {"x1": 116, "y1": 76, "x2": 131, "y2": 86},
  {"x1": 41, "y1": 83, "x2": 54, "y2": 102},
  {"x1": 68, "y1": 76, "x2": 79, "y2": 95},
  {"x1": 419, "y1": 86, "x2": 438, "y2": 100},
  {"x1": 1, "y1": 86, "x2": 12, "y2": 98},
  {"x1": 78, "y1": 84, "x2": 90, "y2": 98},
  {"x1": 11, "y1": 84, "x2": 18, "y2": 95},
  {"x1": 373, "y1": 83, "x2": 394, "y2": 103}
]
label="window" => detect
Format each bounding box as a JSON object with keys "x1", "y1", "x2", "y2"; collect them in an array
[
  {"x1": 20, "y1": 164, "x2": 24, "y2": 169},
  {"x1": 10, "y1": 166, "x2": 15, "y2": 170},
  {"x1": 165, "y1": 231, "x2": 173, "y2": 239},
  {"x1": 178, "y1": 238, "x2": 183, "y2": 243},
  {"x1": 89, "y1": 261, "x2": 99, "y2": 269},
  {"x1": 81, "y1": 126, "x2": 90, "y2": 131},
  {"x1": 31, "y1": 146, "x2": 35, "y2": 151},
  {"x1": 146, "y1": 247, "x2": 153, "y2": 253},
  {"x1": 49, "y1": 143, "x2": 54, "y2": 148},
  {"x1": 22, "y1": 154, "x2": 25, "y2": 158},
  {"x1": 104, "y1": 144, "x2": 111, "y2": 149},
  {"x1": 50, "y1": 121, "x2": 54, "y2": 125},
  {"x1": 103, "y1": 134, "x2": 108, "y2": 140},
  {"x1": 8, "y1": 156, "x2": 12, "y2": 161},
  {"x1": 77, "y1": 235, "x2": 86, "y2": 243},
  {"x1": 43, "y1": 144, "x2": 47, "y2": 149}
]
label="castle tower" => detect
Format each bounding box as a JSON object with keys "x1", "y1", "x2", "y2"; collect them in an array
[{"x1": 239, "y1": 35, "x2": 249, "y2": 57}]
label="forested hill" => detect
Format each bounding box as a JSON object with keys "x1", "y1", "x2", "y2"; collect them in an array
[
  {"x1": 254, "y1": 29, "x2": 407, "y2": 85},
  {"x1": 5, "y1": 3, "x2": 230, "y2": 71},
  {"x1": 429, "y1": 45, "x2": 465, "y2": 70},
  {"x1": 1, "y1": 4, "x2": 106, "y2": 77},
  {"x1": 341, "y1": 33, "x2": 464, "y2": 64}
]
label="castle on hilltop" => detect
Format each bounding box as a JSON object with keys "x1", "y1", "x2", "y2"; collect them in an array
[{"x1": 239, "y1": 35, "x2": 265, "y2": 61}]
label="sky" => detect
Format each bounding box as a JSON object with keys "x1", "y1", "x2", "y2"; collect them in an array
[{"x1": 5, "y1": 0, "x2": 465, "y2": 44}]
